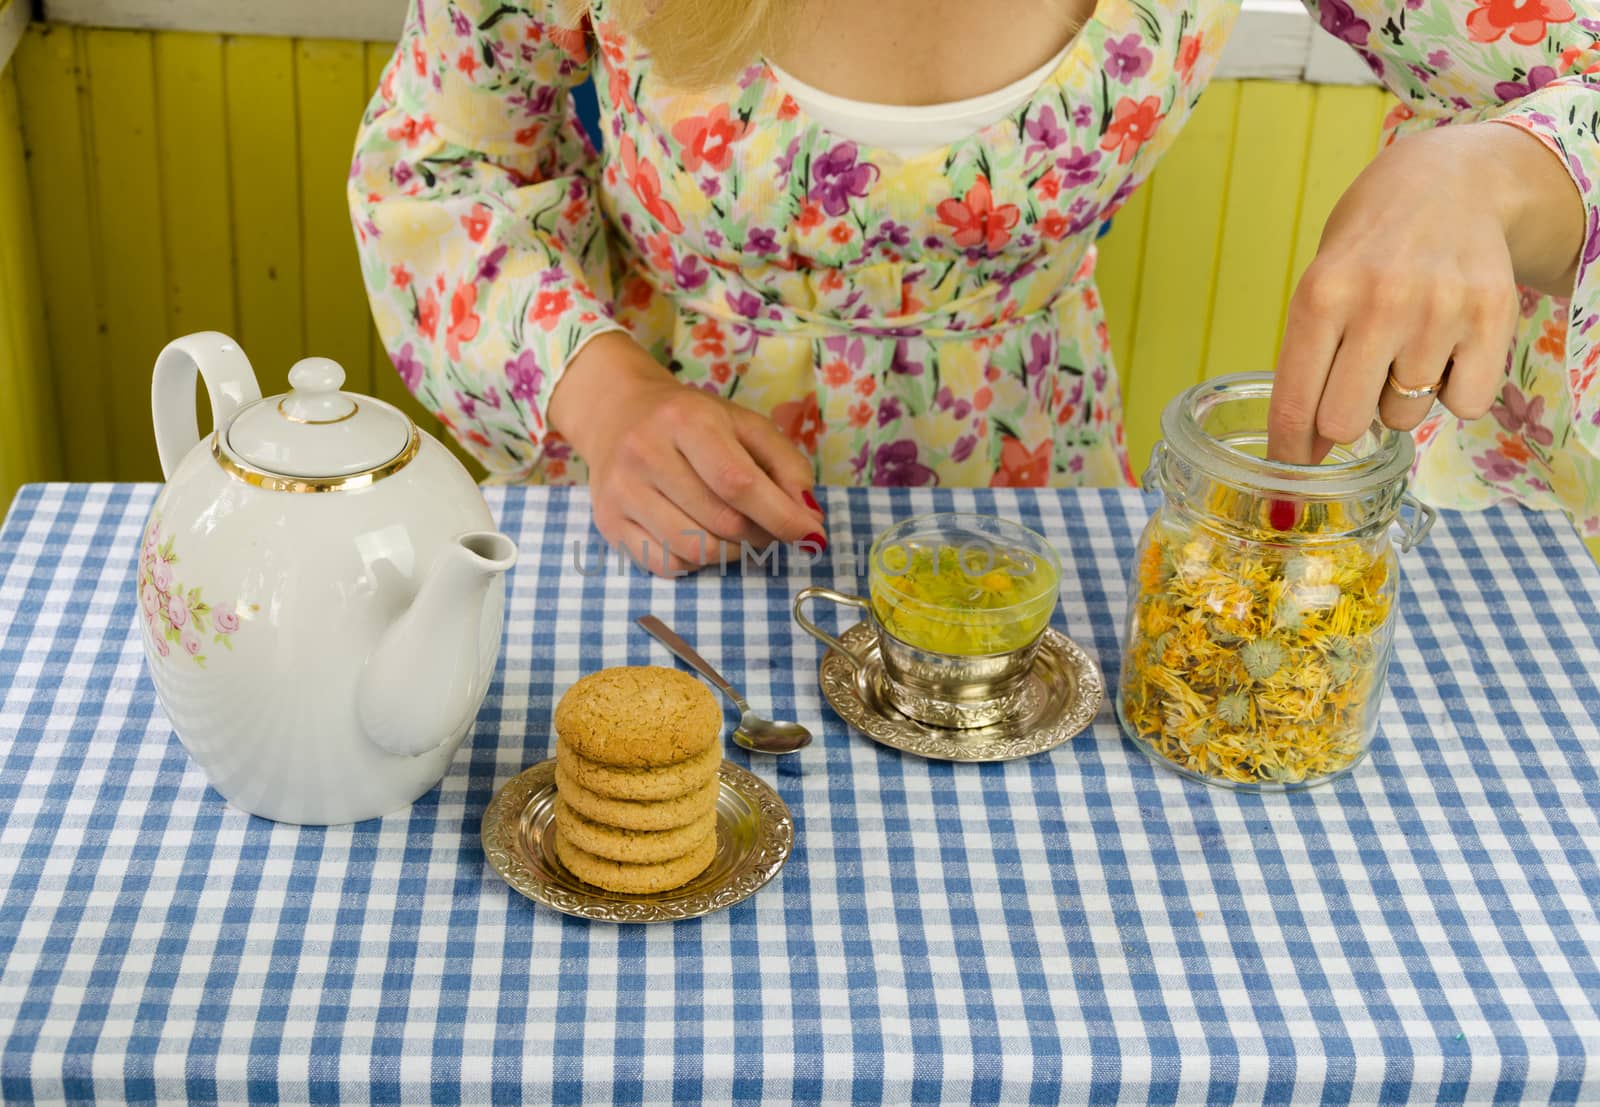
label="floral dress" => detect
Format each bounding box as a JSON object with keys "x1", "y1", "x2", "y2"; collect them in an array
[{"x1": 349, "y1": 0, "x2": 1600, "y2": 535}]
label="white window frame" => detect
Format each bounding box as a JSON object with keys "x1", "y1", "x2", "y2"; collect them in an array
[{"x1": 18, "y1": 0, "x2": 1379, "y2": 85}]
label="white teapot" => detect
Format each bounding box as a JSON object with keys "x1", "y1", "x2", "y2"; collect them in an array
[{"x1": 139, "y1": 332, "x2": 517, "y2": 825}]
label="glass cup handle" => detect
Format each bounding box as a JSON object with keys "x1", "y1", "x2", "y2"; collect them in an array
[
  {"x1": 1139, "y1": 441, "x2": 1167, "y2": 493},
  {"x1": 1396, "y1": 493, "x2": 1437, "y2": 552},
  {"x1": 792, "y1": 587, "x2": 871, "y2": 675}
]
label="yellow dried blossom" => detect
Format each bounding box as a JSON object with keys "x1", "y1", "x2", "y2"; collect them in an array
[{"x1": 1120, "y1": 503, "x2": 1394, "y2": 786}]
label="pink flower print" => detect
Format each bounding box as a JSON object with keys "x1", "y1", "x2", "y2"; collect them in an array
[
  {"x1": 168, "y1": 595, "x2": 188, "y2": 628},
  {"x1": 505, "y1": 350, "x2": 543, "y2": 404},
  {"x1": 1104, "y1": 34, "x2": 1153, "y2": 82},
  {"x1": 392, "y1": 343, "x2": 423, "y2": 392},
  {"x1": 214, "y1": 610, "x2": 241, "y2": 635},
  {"x1": 181, "y1": 628, "x2": 203, "y2": 656},
  {"x1": 1491, "y1": 384, "x2": 1555, "y2": 446},
  {"x1": 153, "y1": 563, "x2": 173, "y2": 592},
  {"x1": 1473, "y1": 449, "x2": 1523, "y2": 483},
  {"x1": 141, "y1": 584, "x2": 158, "y2": 614},
  {"x1": 1024, "y1": 105, "x2": 1068, "y2": 161},
  {"x1": 153, "y1": 633, "x2": 170, "y2": 658},
  {"x1": 1427, "y1": 49, "x2": 1452, "y2": 68}
]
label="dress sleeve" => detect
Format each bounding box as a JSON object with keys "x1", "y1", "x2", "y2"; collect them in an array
[{"x1": 349, "y1": 0, "x2": 624, "y2": 480}]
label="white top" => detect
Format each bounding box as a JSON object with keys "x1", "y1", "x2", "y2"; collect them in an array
[{"x1": 765, "y1": 43, "x2": 1073, "y2": 160}]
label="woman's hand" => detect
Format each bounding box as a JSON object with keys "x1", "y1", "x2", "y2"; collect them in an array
[
  {"x1": 1268, "y1": 121, "x2": 1585, "y2": 465},
  {"x1": 548, "y1": 332, "x2": 825, "y2": 576}
]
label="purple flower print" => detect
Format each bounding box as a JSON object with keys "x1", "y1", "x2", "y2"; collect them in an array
[
  {"x1": 701, "y1": 176, "x2": 722, "y2": 198},
  {"x1": 1024, "y1": 333, "x2": 1054, "y2": 378},
  {"x1": 505, "y1": 349, "x2": 543, "y2": 404},
  {"x1": 1473, "y1": 450, "x2": 1522, "y2": 483},
  {"x1": 509, "y1": 88, "x2": 557, "y2": 117},
  {"x1": 746, "y1": 227, "x2": 780, "y2": 255},
  {"x1": 934, "y1": 386, "x2": 953, "y2": 411},
  {"x1": 214, "y1": 610, "x2": 240, "y2": 634},
  {"x1": 168, "y1": 595, "x2": 188, "y2": 629},
  {"x1": 1584, "y1": 207, "x2": 1600, "y2": 269},
  {"x1": 182, "y1": 628, "x2": 203, "y2": 656},
  {"x1": 1491, "y1": 384, "x2": 1555, "y2": 446},
  {"x1": 1495, "y1": 66, "x2": 1557, "y2": 101},
  {"x1": 1319, "y1": 0, "x2": 1371, "y2": 46},
  {"x1": 482, "y1": 386, "x2": 502, "y2": 410},
  {"x1": 706, "y1": 229, "x2": 724, "y2": 248},
  {"x1": 1024, "y1": 105, "x2": 1068, "y2": 161},
  {"x1": 952, "y1": 435, "x2": 977, "y2": 463},
  {"x1": 851, "y1": 442, "x2": 870, "y2": 480},
  {"x1": 874, "y1": 440, "x2": 938, "y2": 487},
  {"x1": 1072, "y1": 103, "x2": 1093, "y2": 128},
  {"x1": 1583, "y1": 17, "x2": 1600, "y2": 32},
  {"x1": 890, "y1": 340, "x2": 924, "y2": 376},
  {"x1": 393, "y1": 161, "x2": 414, "y2": 187},
  {"x1": 1069, "y1": 455, "x2": 1085, "y2": 474},
  {"x1": 1056, "y1": 146, "x2": 1102, "y2": 187},
  {"x1": 1104, "y1": 34, "x2": 1153, "y2": 82},
  {"x1": 877, "y1": 397, "x2": 904, "y2": 427},
  {"x1": 673, "y1": 254, "x2": 709, "y2": 291},
  {"x1": 952, "y1": 399, "x2": 973, "y2": 420},
  {"x1": 727, "y1": 290, "x2": 764, "y2": 319},
  {"x1": 393, "y1": 343, "x2": 423, "y2": 391},
  {"x1": 810, "y1": 143, "x2": 879, "y2": 217},
  {"x1": 450, "y1": 8, "x2": 470, "y2": 36},
  {"x1": 775, "y1": 138, "x2": 801, "y2": 181},
  {"x1": 1427, "y1": 49, "x2": 1451, "y2": 69},
  {"x1": 821, "y1": 334, "x2": 867, "y2": 370},
  {"x1": 455, "y1": 391, "x2": 477, "y2": 420},
  {"x1": 477, "y1": 245, "x2": 509, "y2": 282}
]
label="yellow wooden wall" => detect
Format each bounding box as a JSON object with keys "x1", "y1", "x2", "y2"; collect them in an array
[{"x1": 1, "y1": 23, "x2": 1596, "y2": 563}]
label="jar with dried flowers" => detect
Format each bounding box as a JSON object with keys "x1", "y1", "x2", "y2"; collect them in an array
[{"x1": 1118, "y1": 373, "x2": 1436, "y2": 790}]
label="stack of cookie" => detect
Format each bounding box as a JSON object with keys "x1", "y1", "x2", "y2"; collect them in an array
[{"x1": 552, "y1": 666, "x2": 724, "y2": 895}]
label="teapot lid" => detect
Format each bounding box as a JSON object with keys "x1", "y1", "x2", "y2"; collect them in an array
[{"x1": 221, "y1": 358, "x2": 415, "y2": 483}]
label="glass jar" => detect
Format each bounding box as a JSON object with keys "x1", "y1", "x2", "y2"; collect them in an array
[{"x1": 1117, "y1": 373, "x2": 1435, "y2": 790}]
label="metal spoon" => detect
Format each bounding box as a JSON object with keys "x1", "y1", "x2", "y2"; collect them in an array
[{"x1": 635, "y1": 615, "x2": 813, "y2": 755}]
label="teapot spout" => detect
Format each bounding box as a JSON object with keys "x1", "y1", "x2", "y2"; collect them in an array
[{"x1": 358, "y1": 531, "x2": 517, "y2": 757}]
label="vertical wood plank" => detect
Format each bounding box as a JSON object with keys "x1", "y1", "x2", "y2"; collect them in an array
[
  {"x1": 0, "y1": 67, "x2": 54, "y2": 503},
  {"x1": 15, "y1": 24, "x2": 113, "y2": 480},
  {"x1": 83, "y1": 28, "x2": 169, "y2": 481},
  {"x1": 1122, "y1": 80, "x2": 1241, "y2": 476},
  {"x1": 1287, "y1": 84, "x2": 1387, "y2": 297},
  {"x1": 224, "y1": 35, "x2": 303, "y2": 393},
  {"x1": 1095, "y1": 182, "x2": 1152, "y2": 388},
  {"x1": 361, "y1": 40, "x2": 478, "y2": 475},
  {"x1": 1203, "y1": 80, "x2": 1315, "y2": 381},
  {"x1": 297, "y1": 37, "x2": 373, "y2": 394}
]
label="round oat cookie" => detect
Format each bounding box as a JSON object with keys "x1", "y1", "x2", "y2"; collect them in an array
[
  {"x1": 557, "y1": 737, "x2": 721, "y2": 802},
  {"x1": 554, "y1": 797, "x2": 717, "y2": 865},
  {"x1": 554, "y1": 666, "x2": 721, "y2": 767},
  {"x1": 553, "y1": 826, "x2": 717, "y2": 895},
  {"x1": 554, "y1": 760, "x2": 720, "y2": 831}
]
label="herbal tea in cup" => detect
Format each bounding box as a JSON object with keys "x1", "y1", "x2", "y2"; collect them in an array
[{"x1": 793, "y1": 514, "x2": 1062, "y2": 728}]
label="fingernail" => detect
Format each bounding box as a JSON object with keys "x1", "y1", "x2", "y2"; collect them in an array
[
  {"x1": 801, "y1": 489, "x2": 822, "y2": 515},
  {"x1": 802, "y1": 531, "x2": 828, "y2": 552},
  {"x1": 1269, "y1": 498, "x2": 1298, "y2": 532}
]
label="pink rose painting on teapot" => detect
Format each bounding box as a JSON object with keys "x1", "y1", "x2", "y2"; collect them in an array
[{"x1": 138, "y1": 516, "x2": 254, "y2": 666}]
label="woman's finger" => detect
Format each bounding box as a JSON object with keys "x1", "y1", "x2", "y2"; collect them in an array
[
  {"x1": 1437, "y1": 343, "x2": 1510, "y2": 423},
  {"x1": 613, "y1": 520, "x2": 700, "y2": 578},
  {"x1": 1379, "y1": 341, "x2": 1457, "y2": 434},
  {"x1": 623, "y1": 486, "x2": 744, "y2": 570},
  {"x1": 676, "y1": 418, "x2": 820, "y2": 541},
  {"x1": 647, "y1": 447, "x2": 778, "y2": 548},
  {"x1": 733, "y1": 409, "x2": 819, "y2": 507},
  {"x1": 1268, "y1": 273, "x2": 1347, "y2": 464}
]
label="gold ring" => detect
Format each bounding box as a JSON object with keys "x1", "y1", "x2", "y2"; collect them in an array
[{"x1": 1386, "y1": 372, "x2": 1441, "y2": 401}]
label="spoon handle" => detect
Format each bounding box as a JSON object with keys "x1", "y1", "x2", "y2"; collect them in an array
[{"x1": 635, "y1": 615, "x2": 749, "y2": 712}]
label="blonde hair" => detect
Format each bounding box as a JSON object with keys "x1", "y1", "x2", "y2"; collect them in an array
[{"x1": 604, "y1": 0, "x2": 789, "y2": 89}]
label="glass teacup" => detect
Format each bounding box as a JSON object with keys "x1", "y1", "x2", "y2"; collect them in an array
[{"x1": 793, "y1": 513, "x2": 1061, "y2": 728}]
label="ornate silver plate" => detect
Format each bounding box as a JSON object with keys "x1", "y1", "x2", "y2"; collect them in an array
[
  {"x1": 819, "y1": 622, "x2": 1105, "y2": 762},
  {"x1": 482, "y1": 759, "x2": 794, "y2": 923}
]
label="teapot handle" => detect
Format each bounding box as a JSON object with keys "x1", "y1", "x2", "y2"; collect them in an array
[{"x1": 152, "y1": 332, "x2": 263, "y2": 479}]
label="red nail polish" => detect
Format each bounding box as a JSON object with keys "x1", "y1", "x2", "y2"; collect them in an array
[
  {"x1": 1269, "y1": 498, "x2": 1298, "y2": 532},
  {"x1": 801, "y1": 489, "x2": 822, "y2": 514},
  {"x1": 802, "y1": 531, "x2": 828, "y2": 553}
]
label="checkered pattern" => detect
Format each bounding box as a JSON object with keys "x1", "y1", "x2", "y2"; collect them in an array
[{"x1": 2, "y1": 483, "x2": 1598, "y2": 1104}]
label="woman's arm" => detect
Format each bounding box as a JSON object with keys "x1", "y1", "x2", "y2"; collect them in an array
[
  {"x1": 1268, "y1": 2, "x2": 1599, "y2": 464},
  {"x1": 349, "y1": 0, "x2": 623, "y2": 480}
]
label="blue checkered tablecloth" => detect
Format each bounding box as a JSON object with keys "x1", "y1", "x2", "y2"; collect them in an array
[{"x1": 2, "y1": 483, "x2": 1598, "y2": 1104}]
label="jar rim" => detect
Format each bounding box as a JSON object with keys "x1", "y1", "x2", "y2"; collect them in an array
[{"x1": 1161, "y1": 372, "x2": 1415, "y2": 498}]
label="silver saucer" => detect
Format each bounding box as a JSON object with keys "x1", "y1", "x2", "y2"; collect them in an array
[
  {"x1": 482, "y1": 759, "x2": 794, "y2": 923},
  {"x1": 818, "y1": 622, "x2": 1105, "y2": 761}
]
